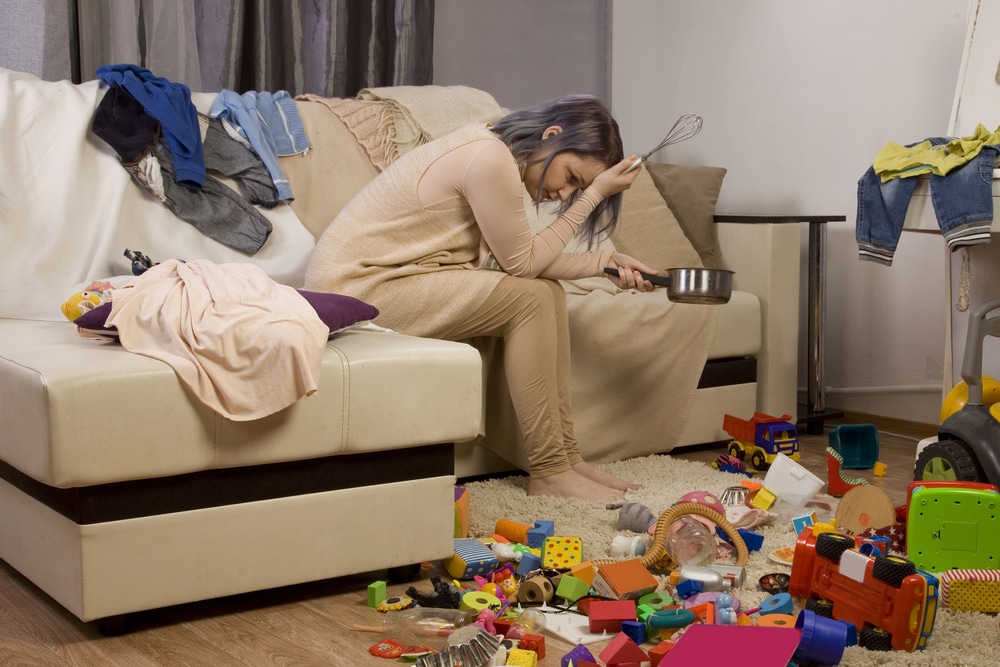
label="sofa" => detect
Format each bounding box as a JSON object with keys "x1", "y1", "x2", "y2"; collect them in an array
[{"x1": 0, "y1": 67, "x2": 799, "y2": 629}]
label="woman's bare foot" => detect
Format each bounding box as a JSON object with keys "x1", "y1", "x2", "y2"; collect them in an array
[
  {"x1": 571, "y1": 461, "x2": 641, "y2": 492},
  {"x1": 527, "y1": 469, "x2": 624, "y2": 501}
]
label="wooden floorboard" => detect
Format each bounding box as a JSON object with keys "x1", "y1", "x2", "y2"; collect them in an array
[{"x1": 0, "y1": 419, "x2": 925, "y2": 665}]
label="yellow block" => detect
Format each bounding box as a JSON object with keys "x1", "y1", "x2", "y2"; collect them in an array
[
  {"x1": 751, "y1": 486, "x2": 777, "y2": 510},
  {"x1": 873, "y1": 461, "x2": 887, "y2": 477},
  {"x1": 505, "y1": 647, "x2": 538, "y2": 667}
]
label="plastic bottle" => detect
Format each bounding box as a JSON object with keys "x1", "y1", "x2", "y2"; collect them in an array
[
  {"x1": 379, "y1": 607, "x2": 475, "y2": 647},
  {"x1": 505, "y1": 607, "x2": 547, "y2": 639},
  {"x1": 664, "y1": 515, "x2": 716, "y2": 566}
]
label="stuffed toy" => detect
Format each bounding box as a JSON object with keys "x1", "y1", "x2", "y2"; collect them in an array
[{"x1": 60, "y1": 280, "x2": 114, "y2": 322}]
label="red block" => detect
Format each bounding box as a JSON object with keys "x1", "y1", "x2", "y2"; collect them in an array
[
  {"x1": 588, "y1": 599, "x2": 638, "y2": 633},
  {"x1": 598, "y1": 631, "x2": 649, "y2": 665},
  {"x1": 648, "y1": 640, "x2": 675, "y2": 667},
  {"x1": 518, "y1": 633, "x2": 546, "y2": 659}
]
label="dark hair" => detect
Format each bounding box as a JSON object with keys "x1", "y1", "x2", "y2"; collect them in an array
[{"x1": 491, "y1": 94, "x2": 624, "y2": 245}]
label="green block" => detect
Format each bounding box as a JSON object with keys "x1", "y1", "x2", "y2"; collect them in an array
[
  {"x1": 367, "y1": 580, "x2": 387, "y2": 608},
  {"x1": 555, "y1": 574, "x2": 591, "y2": 603}
]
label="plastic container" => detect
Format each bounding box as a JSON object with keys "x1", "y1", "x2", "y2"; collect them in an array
[
  {"x1": 380, "y1": 607, "x2": 475, "y2": 647},
  {"x1": 762, "y1": 453, "x2": 824, "y2": 503},
  {"x1": 665, "y1": 515, "x2": 717, "y2": 567},
  {"x1": 793, "y1": 609, "x2": 854, "y2": 665},
  {"x1": 828, "y1": 424, "x2": 879, "y2": 469}
]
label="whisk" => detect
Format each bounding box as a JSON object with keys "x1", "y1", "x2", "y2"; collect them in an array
[{"x1": 623, "y1": 113, "x2": 703, "y2": 173}]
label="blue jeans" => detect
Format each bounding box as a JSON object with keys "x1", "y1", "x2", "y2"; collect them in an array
[{"x1": 856, "y1": 137, "x2": 998, "y2": 265}]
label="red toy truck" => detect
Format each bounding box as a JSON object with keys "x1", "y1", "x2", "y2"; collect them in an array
[
  {"x1": 788, "y1": 526, "x2": 938, "y2": 652},
  {"x1": 723, "y1": 412, "x2": 799, "y2": 470}
]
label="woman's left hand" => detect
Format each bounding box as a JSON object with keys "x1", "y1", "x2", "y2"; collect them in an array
[{"x1": 605, "y1": 252, "x2": 658, "y2": 292}]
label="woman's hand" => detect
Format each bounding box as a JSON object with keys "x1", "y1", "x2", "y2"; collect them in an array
[
  {"x1": 591, "y1": 154, "x2": 642, "y2": 198},
  {"x1": 605, "y1": 252, "x2": 658, "y2": 292}
]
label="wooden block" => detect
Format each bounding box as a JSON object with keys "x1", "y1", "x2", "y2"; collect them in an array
[{"x1": 835, "y1": 485, "x2": 896, "y2": 535}]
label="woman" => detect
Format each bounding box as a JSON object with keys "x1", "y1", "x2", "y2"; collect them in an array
[{"x1": 305, "y1": 94, "x2": 656, "y2": 501}]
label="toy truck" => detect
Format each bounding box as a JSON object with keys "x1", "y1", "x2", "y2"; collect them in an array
[
  {"x1": 788, "y1": 526, "x2": 938, "y2": 652},
  {"x1": 723, "y1": 411, "x2": 799, "y2": 470}
]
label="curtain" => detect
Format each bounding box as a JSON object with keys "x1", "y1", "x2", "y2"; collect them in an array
[{"x1": 74, "y1": 0, "x2": 434, "y2": 96}]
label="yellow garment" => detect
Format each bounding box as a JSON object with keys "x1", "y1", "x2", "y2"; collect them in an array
[{"x1": 873, "y1": 123, "x2": 1000, "y2": 182}]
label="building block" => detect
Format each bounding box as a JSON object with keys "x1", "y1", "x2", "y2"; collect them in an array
[
  {"x1": 518, "y1": 633, "x2": 546, "y2": 659},
  {"x1": 750, "y1": 486, "x2": 777, "y2": 510},
  {"x1": 544, "y1": 536, "x2": 584, "y2": 569},
  {"x1": 495, "y1": 518, "x2": 531, "y2": 544},
  {"x1": 505, "y1": 647, "x2": 538, "y2": 667},
  {"x1": 598, "y1": 632, "x2": 649, "y2": 666},
  {"x1": 621, "y1": 619, "x2": 646, "y2": 645},
  {"x1": 445, "y1": 537, "x2": 499, "y2": 579},
  {"x1": 647, "y1": 640, "x2": 674, "y2": 667},
  {"x1": 566, "y1": 662, "x2": 599, "y2": 667},
  {"x1": 792, "y1": 510, "x2": 816, "y2": 535},
  {"x1": 516, "y1": 551, "x2": 543, "y2": 577},
  {"x1": 591, "y1": 558, "x2": 658, "y2": 600},
  {"x1": 556, "y1": 575, "x2": 591, "y2": 603},
  {"x1": 587, "y1": 599, "x2": 638, "y2": 634},
  {"x1": 527, "y1": 520, "x2": 556, "y2": 549},
  {"x1": 454, "y1": 487, "x2": 470, "y2": 538},
  {"x1": 674, "y1": 579, "x2": 701, "y2": 599},
  {"x1": 561, "y1": 643, "x2": 597, "y2": 667},
  {"x1": 569, "y1": 560, "x2": 597, "y2": 586},
  {"x1": 873, "y1": 461, "x2": 887, "y2": 476},
  {"x1": 366, "y1": 580, "x2": 386, "y2": 607}
]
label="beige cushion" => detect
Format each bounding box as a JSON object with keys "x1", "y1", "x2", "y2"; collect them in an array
[
  {"x1": 280, "y1": 100, "x2": 381, "y2": 240},
  {"x1": 0, "y1": 319, "x2": 482, "y2": 487},
  {"x1": 640, "y1": 162, "x2": 727, "y2": 269}
]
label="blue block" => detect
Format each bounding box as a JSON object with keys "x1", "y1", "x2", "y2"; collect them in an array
[
  {"x1": 675, "y1": 579, "x2": 702, "y2": 599},
  {"x1": 517, "y1": 551, "x2": 542, "y2": 577},
  {"x1": 621, "y1": 619, "x2": 646, "y2": 645},
  {"x1": 527, "y1": 520, "x2": 555, "y2": 549},
  {"x1": 736, "y1": 528, "x2": 765, "y2": 552}
]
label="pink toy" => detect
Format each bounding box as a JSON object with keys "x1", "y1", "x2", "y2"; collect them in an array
[{"x1": 676, "y1": 491, "x2": 726, "y2": 530}]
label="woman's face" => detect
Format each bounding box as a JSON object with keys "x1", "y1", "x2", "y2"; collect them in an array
[{"x1": 522, "y1": 126, "x2": 606, "y2": 203}]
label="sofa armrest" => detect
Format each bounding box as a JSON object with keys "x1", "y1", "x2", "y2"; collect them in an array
[{"x1": 713, "y1": 215, "x2": 802, "y2": 418}]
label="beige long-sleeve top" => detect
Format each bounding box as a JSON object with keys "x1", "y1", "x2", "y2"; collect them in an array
[{"x1": 304, "y1": 124, "x2": 613, "y2": 337}]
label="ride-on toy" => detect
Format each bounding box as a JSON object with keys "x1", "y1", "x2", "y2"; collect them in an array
[{"x1": 914, "y1": 298, "x2": 1000, "y2": 485}]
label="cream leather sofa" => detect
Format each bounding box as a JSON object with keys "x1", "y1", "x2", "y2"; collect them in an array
[{"x1": 0, "y1": 68, "x2": 799, "y2": 630}]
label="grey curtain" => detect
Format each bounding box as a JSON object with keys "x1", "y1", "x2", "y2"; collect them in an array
[{"x1": 74, "y1": 0, "x2": 434, "y2": 95}]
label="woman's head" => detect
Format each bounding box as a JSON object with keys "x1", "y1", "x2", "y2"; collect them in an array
[{"x1": 492, "y1": 95, "x2": 625, "y2": 242}]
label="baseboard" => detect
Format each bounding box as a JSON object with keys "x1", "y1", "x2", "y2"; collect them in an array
[{"x1": 832, "y1": 410, "x2": 938, "y2": 440}]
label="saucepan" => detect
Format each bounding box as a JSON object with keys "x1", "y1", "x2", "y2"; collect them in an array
[{"x1": 604, "y1": 267, "x2": 734, "y2": 304}]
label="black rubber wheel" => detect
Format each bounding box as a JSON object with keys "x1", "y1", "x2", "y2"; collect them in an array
[
  {"x1": 914, "y1": 439, "x2": 982, "y2": 482},
  {"x1": 728, "y1": 441, "x2": 745, "y2": 460},
  {"x1": 859, "y1": 625, "x2": 893, "y2": 651},
  {"x1": 387, "y1": 563, "x2": 422, "y2": 583},
  {"x1": 815, "y1": 532, "x2": 855, "y2": 561},
  {"x1": 805, "y1": 597, "x2": 835, "y2": 619},
  {"x1": 751, "y1": 450, "x2": 767, "y2": 470},
  {"x1": 872, "y1": 555, "x2": 916, "y2": 588}
]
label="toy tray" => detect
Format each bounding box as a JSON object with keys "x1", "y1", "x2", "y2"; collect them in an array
[
  {"x1": 827, "y1": 424, "x2": 879, "y2": 469},
  {"x1": 907, "y1": 484, "x2": 1000, "y2": 573}
]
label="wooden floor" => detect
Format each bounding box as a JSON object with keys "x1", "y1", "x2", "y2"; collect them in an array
[{"x1": 0, "y1": 419, "x2": 924, "y2": 666}]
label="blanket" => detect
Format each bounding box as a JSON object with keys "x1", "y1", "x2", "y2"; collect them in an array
[
  {"x1": 107, "y1": 259, "x2": 328, "y2": 421},
  {"x1": 0, "y1": 67, "x2": 316, "y2": 322}
]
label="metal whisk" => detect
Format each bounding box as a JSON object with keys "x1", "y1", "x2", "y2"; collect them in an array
[{"x1": 624, "y1": 113, "x2": 703, "y2": 173}]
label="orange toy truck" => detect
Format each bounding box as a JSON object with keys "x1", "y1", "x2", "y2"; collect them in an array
[
  {"x1": 723, "y1": 412, "x2": 799, "y2": 470},
  {"x1": 788, "y1": 526, "x2": 938, "y2": 652}
]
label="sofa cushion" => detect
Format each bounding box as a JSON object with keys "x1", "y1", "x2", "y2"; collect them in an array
[{"x1": 0, "y1": 319, "x2": 482, "y2": 488}]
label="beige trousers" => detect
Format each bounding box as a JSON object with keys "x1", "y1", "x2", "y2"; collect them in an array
[{"x1": 442, "y1": 275, "x2": 583, "y2": 479}]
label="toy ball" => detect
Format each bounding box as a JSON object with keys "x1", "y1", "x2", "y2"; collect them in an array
[{"x1": 941, "y1": 376, "x2": 1000, "y2": 422}]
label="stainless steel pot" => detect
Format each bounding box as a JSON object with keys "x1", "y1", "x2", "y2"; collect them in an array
[{"x1": 605, "y1": 267, "x2": 734, "y2": 304}]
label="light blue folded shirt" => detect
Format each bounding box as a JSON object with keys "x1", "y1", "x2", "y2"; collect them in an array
[{"x1": 209, "y1": 90, "x2": 310, "y2": 201}]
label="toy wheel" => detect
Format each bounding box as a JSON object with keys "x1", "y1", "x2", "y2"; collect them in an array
[
  {"x1": 914, "y1": 439, "x2": 982, "y2": 482},
  {"x1": 872, "y1": 554, "x2": 916, "y2": 587},
  {"x1": 815, "y1": 532, "x2": 855, "y2": 561},
  {"x1": 728, "y1": 441, "x2": 745, "y2": 460},
  {"x1": 751, "y1": 451, "x2": 767, "y2": 470},
  {"x1": 805, "y1": 597, "x2": 835, "y2": 618},
  {"x1": 859, "y1": 625, "x2": 893, "y2": 651}
]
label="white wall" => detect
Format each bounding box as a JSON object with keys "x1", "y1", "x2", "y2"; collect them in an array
[{"x1": 611, "y1": 0, "x2": 973, "y2": 424}]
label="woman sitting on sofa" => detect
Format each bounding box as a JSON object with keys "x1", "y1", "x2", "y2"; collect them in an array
[{"x1": 305, "y1": 94, "x2": 654, "y2": 501}]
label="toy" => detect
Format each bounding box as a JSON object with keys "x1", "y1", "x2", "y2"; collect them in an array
[
  {"x1": 542, "y1": 536, "x2": 583, "y2": 569},
  {"x1": 591, "y1": 558, "x2": 659, "y2": 600},
  {"x1": 937, "y1": 568, "x2": 1000, "y2": 612},
  {"x1": 835, "y1": 485, "x2": 896, "y2": 535},
  {"x1": 722, "y1": 411, "x2": 800, "y2": 470},
  {"x1": 445, "y1": 538, "x2": 499, "y2": 579},
  {"x1": 914, "y1": 298, "x2": 1000, "y2": 486},
  {"x1": 788, "y1": 526, "x2": 938, "y2": 651},
  {"x1": 60, "y1": 280, "x2": 113, "y2": 322},
  {"x1": 826, "y1": 446, "x2": 870, "y2": 497},
  {"x1": 406, "y1": 575, "x2": 463, "y2": 609},
  {"x1": 906, "y1": 482, "x2": 1000, "y2": 572},
  {"x1": 828, "y1": 423, "x2": 880, "y2": 469}
]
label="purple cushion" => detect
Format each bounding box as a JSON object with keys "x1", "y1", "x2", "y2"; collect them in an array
[{"x1": 74, "y1": 290, "x2": 379, "y2": 334}]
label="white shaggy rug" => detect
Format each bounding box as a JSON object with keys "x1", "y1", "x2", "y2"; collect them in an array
[{"x1": 460, "y1": 454, "x2": 1000, "y2": 666}]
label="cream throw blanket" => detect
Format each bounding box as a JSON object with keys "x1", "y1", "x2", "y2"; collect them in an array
[{"x1": 106, "y1": 259, "x2": 328, "y2": 421}]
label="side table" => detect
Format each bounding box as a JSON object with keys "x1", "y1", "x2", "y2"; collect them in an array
[{"x1": 714, "y1": 214, "x2": 846, "y2": 434}]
